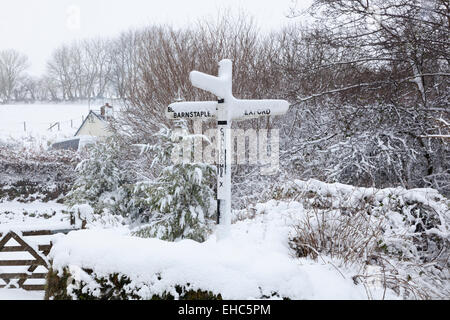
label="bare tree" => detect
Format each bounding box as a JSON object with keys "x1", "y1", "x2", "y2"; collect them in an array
[
  {"x1": 117, "y1": 12, "x2": 283, "y2": 140},
  {"x1": 46, "y1": 45, "x2": 75, "y2": 100},
  {"x1": 0, "y1": 49, "x2": 29, "y2": 103},
  {"x1": 280, "y1": 0, "x2": 450, "y2": 194},
  {"x1": 45, "y1": 39, "x2": 114, "y2": 102},
  {"x1": 109, "y1": 30, "x2": 141, "y2": 100}
]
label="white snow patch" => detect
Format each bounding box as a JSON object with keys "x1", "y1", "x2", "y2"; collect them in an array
[
  {"x1": 0, "y1": 200, "x2": 71, "y2": 234},
  {"x1": 0, "y1": 289, "x2": 44, "y2": 300},
  {"x1": 49, "y1": 200, "x2": 369, "y2": 299}
]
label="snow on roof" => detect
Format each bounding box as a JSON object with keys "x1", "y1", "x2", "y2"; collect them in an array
[{"x1": 74, "y1": 110, "x2": 106, "y2": 136}]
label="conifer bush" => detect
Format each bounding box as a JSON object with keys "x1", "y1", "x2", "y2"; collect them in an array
[
  {"x1": 132, "y1": 123, "x2": 216, "y2": 242},
  {"x1": 65, "y1": 137, "x2": 137, "y2": 222}
]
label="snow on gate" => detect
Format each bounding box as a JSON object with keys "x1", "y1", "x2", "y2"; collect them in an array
[{"x1": 0, "y1": 228, "x2": 76, "y2": 291}]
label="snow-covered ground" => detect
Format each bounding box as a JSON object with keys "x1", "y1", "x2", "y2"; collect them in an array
[
  {"x1": 0, "y1": 102, "x2": 123, "y2": 148},
  {"x1": 0, "y1": 104, "x2": 89, "y2": 146},
  {"x1": 48, "y1": 200, "x2": 397, "y2": 300},
  {"x1": 0, "y1": 200, "x2": 71, "y2": 232},
  {"x1": 2, "y1": 198, "x2": 376, "y2": 300},
  {"x1": 1, "y1": 180, "x2": 448, "y2": 299},
  {"x1": 0, "y1": 288, "x2": 44, "y2": 300},
  {"x1": 0, "y1": 103, "x2": 447, "y2": 300}
]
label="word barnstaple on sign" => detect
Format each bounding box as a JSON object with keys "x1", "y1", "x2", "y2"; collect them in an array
[{"x1": 166, "y1": 59, "x2": 289, "y2": 239}]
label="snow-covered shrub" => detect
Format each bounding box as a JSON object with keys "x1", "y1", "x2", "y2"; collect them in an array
[
  {"x1": 46, "y1": 213, "x2": 368, "y2": 300},
  {"x1": 68, "y1": 203, "x2": 126, "y2": 229},
  {"x1": 283, "y1": 179, "x2": 449, "y2": 299},
  {"x1": 65, "y1": 137, "x2": 137, "y2": 222},
  {"x1": 131, "y1": 123, "x2": 216, "y2": 242},
  {"x1": 45, "y1": 267, "x2": 222, "y2": 300}
]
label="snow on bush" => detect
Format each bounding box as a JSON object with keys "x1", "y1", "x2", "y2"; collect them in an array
[
  {"x1": 46, "y1": 179, "x2": 448, "y2": 300},
  {"x1": 278, "y1": 179, "x2": 449, "y2": 299},
  {"x1": 64, "y1": 137, "x2": 136, "y2": 226},
  {"x1": 131, "y1": 124, "x2": 216, "y2": 242},
  {"x1": 63, "y1": 124, "x2": 216, "y2": 240},
  {"x1": 47, "y1": 204, "x2": 372, "y2": 300}
]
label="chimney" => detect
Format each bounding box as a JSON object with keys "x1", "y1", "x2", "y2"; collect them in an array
[{"x1": 105, "y1": 103, "x2": 114, "y2": 120}]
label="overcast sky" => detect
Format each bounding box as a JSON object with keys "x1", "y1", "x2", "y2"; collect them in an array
[{"x1": 0, "y1": 0, "x2": 312, "y2": 77}]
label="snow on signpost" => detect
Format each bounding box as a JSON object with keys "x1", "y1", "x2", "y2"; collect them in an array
[{"x1": 166, "y1": 59, "x2": 289, "y2": 240}]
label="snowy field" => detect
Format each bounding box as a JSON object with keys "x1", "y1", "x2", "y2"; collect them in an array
[
  {"x1": 0, "y1": 103, "x2": 123, "y2": 148},
  {"x1": 0, "y1": 200, "x2": 70, "y2": 231},
  {"x1": 0, "y1": 104, "x2": 89, "y2": 139}
]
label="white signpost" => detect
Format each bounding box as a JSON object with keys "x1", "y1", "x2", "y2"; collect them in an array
[{"x1": 166, "y1": 59, "x2": 289, "y2": 239}]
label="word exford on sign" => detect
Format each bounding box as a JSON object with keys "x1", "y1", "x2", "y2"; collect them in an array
[{"x1": 166, "y1": 59, "x2": 289, "y2": 239}]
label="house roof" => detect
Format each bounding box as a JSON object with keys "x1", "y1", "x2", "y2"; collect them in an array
[
  {"x1": 51, "y1": 137, "x2": 80, "y2": 151},
  {"x1": 74, "y1": 110, "x2": 106, "y2": 136}
]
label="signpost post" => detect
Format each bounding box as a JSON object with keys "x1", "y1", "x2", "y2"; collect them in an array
[{"x1": 166, "y1": 59, "x2": 289, "y2": 239}]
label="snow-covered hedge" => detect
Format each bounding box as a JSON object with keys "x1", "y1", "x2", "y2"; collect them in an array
[
  {"x1": 45, "y1": 229, "x2": 299, "y2": 300},
  {"x1": 45, "y1": 266, "x2": 221, "y2": 300},
  {"x1": 45, "y1": 179, "x2": 449, "y2": 300},
  {"x1": 46, "y1": 204, "x2": 370, "y2": 300},
  {"x1": 277, "y1": 179, "x2": 449, "y2": 299},
  {"x1": 0, "y1": 145, "x2": 78, "y2": 202}
]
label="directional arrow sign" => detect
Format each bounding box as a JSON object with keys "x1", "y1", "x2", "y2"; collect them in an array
[
  {"x1": 229, "y1": 99, "x2": 289, "y2": 121},
  {"x1": 166, "y1": 59, "x2": 289, "y2": 240},
  {"x1": 167, "y1": 99, "x2": 289, "y2": 121},
  {"x1": 166, "y1": 101, "x2": 217, "y2": 119}
]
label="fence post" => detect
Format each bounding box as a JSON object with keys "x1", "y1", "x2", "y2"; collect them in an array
[
  {"x1": 58, "y1": 122, "x2": 60, "y2": 131},
  {"x1": 23, "y1": 122, "x2": 26, "y2": 132}
]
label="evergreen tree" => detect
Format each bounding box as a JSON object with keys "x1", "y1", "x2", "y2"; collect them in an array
[
  {"x1": 65, "y1": 137, "x2": 136, "y2": 219},
  {"x1": 132, "y1": 122, "x2": 216, "y2": 242}
]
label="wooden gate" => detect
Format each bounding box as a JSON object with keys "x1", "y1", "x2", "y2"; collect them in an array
[{"x1": 0, "y1": 229, "x2": 74, "y2": 291}]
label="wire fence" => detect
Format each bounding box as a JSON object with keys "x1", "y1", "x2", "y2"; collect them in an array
[
  {"x1": 0, "y1": 104, "x2": 125, "y2": 136},
  {"x1": 3, "y1": 115, "x2": 87, "y2": 133}
]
